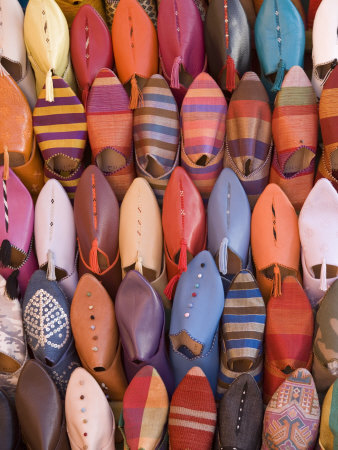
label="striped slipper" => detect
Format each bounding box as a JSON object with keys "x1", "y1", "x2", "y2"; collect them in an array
[
  {"x1": 181, "y1": 72, "x2": 227, "y2": 202},
  {"x1": 264, "y1": 276, "x2": 314, "y2": 404},
  {"x1": 270, "y1": 66, "x2": 318, "y2": 213},
  {"x1": 317, "y1": 65, "x2": 338, "y2": 191},
  {"x1": 224, "y1": 71, "x2": 272, "y2": 210},
  {"x1": 134, "y1": 74, "x2": 179, "y2": 204},
  {"x1": 87, "y1": 68, "x2": 135, "y2": 201},
  {"x1": 217, "y1": 269, "x2": 265, "y2": 399},
  {"x1": 33, "y1": 76, "x2": 87, "y2": 200},
  {"x1": 168, "y1": 367, "x2": 216, "y2": 450}
]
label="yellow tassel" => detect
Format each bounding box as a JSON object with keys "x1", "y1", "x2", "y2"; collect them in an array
[
  {"x1": 3, "y1": 146, "x2": 9, "y2": 181},
  {"x1": 45, "y1": 69, "x2": 54, "y2": 102},
  {"x1": 135, "y1": 252, "x2": 143, "y2": 275},
  {"x1": 129, "y1": 75, "x2": 143, "y2": 110}
]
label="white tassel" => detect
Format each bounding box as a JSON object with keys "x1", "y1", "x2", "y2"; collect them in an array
[
  {"x1": 47, "y1": 249, "x2": 56, "y2": 281},
  {"x1": 218, "y1": 237, "x2": 229, "y2": 275},
  {"x1": 328, "y1": 360, "x2": 338, "y2": 376},
  {"x1": 45, "y1": 69, "x2": 54, "y2": 102},
  {"x1": 320, "y1": 258, "x2": 327, "y2": 292},
  {"x1": 135, "y1": 252, "x2": 143, "y2": 275}
]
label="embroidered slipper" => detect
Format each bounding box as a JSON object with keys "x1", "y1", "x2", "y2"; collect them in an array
[
  {"x1": 205, "y1": 0, "x2": 251, "y2": 93},
  {"x1": 262, "y1": 368, "x2": 320, "y2": 450},
  {"x1": 169, "y1": 251, "x2": 223, "y2": 394},
  {"x1": 134, "y1": 74, "x2": 179, "y2": 205},
  {"x1": 251, "y1": 183, "x2": 301, "y2": 302},
  {"x1": 216, "y1": 374, "x2": 263, "y2": 450},
  {"x1": 35, "y1": 179, "x2": 78, "y2": 301},
  {"x1": 317, "y1": 65, "x2": 338, "y2": 190},
  {"x1": 299, "y1": 178, "x2": 338, "y2": 307},
  {"x1": 120, "y1": 366, "x2": 169, "y2": 450},
  {"x1": 74, "y1": 165, "x2": 122, "y2": 300},
  {"x1": 87, "y1": 69, "x2": 135, "y2": 201},
  {"x1": 70, "y1": 4, "x2": 113, "y2": 108},
  {"x1": 181, "y1": 72, "x2": 227, "y2": 202},
  {"x1": 319, "y1": 379, "x2": 338, "y2": 450},
  {"x1": 207, "y1": 168, "x2": 251, "y2": 294},
  {"x1": 112, "y1": 0, "x2": 158, "y2": 110},
  {"x1": 217, "y1": 269, "x2": 265, "y2": 399},
  {"x1": 168, "y1": 367, "x2": 217, "y2": 450},
  {"x1": 0, "y1": 274, "x2": 28, "y2": 399},
  {"x1": 65, "y1": 367, "x2": 115, "y2": 450},
  {"x1": 224, "y1": 71, "x2": 272, "y2": 210},
  {"x1": 270, "y1": 66, "x2": 318, "y2": 213},
  {"x1": 157, "y1": 0, "x2": 205, "y2": 107},
  {"x1": 55, "y1": 0, "x2": 107, "y2": 27},
  {"x1": 312, "y1": 279, "x2": 338, "y2": 394},
  {"x1": 24, "y1": 0, "x2": 77, "y2": 100},
  {"x1": 23, "y1": 270, "x2": 80, "y2": 398},
  {"x1": 264, "y1": 276, "x2": 313, "y2": 404},
  {"x1": 33, "y1": 76, "x2": 87, "y2": 200},
  {"x1": 0, "y1": 166, "x2": 38, "y2": 297}
]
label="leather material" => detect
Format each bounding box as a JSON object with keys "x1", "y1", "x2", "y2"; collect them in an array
[
  {"x1": 55, "y1": 0, "x2": 107, "y2": 27},
  {"x1": 255, "y1": 0, "x2": 305, "y2": 77},
  {"x1": 0, "y1": 0, "x2": 37, "y2": 110},
  {"x1": 169, "y1": 250, "x2": 224, "y2": 395},
  {"x1": 251, "y1": 183, "x2": 300, "y2": 302},
  {"x1": 74, "y1": 165, "x2": 122, "y2": 300},
  {"x1": 24, "y1": 0, "x2": 77, "y2": 98},
  {"x1": 112, "y1": 0, "x2": 158, "y2": 108},
  {"x1": 162, "y1": 167, "x2": 207, "y2": 283},
  {"x1": 15, "y1": 359, "x2": 70, "y2": 450},
  {"x1": 312, "y1": 0, "x2": 338, "y2": 98},
  {"x1": 0, "y1": 167, "x2": 38, "y2": 297},
  {"x1": 205, "y1": 0, "x2": 251, "y2": 91},
  {"x1": 71, "y1": 274, "x2": 127, "y2": 402},
  {"x1": 70, "y1": 4, "x2": 113, "y2": 107},
  {"x1": 0, "y1": 71, "x2": 33, "y2": 166},
  {"x1": 158, "y1": 0, "x2": 205, "y2": 105},
  {"x1": 35, "y1": 179, "x2": 78, "y2": 301},
  {"x1": 207, "y1": 168, "x2": 251, "y2": 278},
  {"x1": 115, "y1": 270, "x2": 174, "y2": 396},
  {"x1": 65, "y1": 367, "x2": 115, "y2": 450},
  {"x1": 0, "y1": 389, "x2": 20, "y2": 450}
]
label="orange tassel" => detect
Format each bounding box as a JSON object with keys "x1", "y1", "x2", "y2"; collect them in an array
[
  {"x1": 272, "y1": 264, "x2": 282, "y2": 297},
  {"x1": 225, "y1": 55, "x2": 236, "y2": 93},
  {"x1": 170, "y1": 55, "x2": 182, "y2": 89},
  {"x1": 129, "y1": 75, "x2": 143, "y2": 110},
  {"x1": 89, "y1": 238, "x2": 100, "y2": 274},
  {"x1": 3, "y1": 146, "x2": 9, "y2": 181}
]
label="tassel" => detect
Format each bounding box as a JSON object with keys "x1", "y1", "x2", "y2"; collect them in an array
[
  {"x1": 0, "y1": 240, "x2": 11, "y2": 267},
  {"x1": 47, "y1": 249, "x2": 56, "y2": 281},
  {"x1": 272, "y1": 264, "x2": 282, "y2": 297},
  {"x1": 82, "y1": 87, "x2": 89, "y2": 110},
  {"x1": 89, "y1": 238, "x2": 100, "y2": 274},
  {"x1": 328, "y1": 360, "x2": 338, "y2": 376},
  {"x1": 45, "y1": 69, "x2": 54, "y2": 102},
  {"x1": 320, "y1": 258, "x2": 327, "y2": 292},
  {"x1": 135, "y1": 252, "x2": 143, "y2": 275},
  {"x1": 164, "y1": 239, "x2": 188, "y2": 300},
  {"x1": 218, "y1": 237, "x2": 229, "y2": 275},
  {"x1": 164, "y1": 273, "x2": 180, "y2": 300},
  {"x1": 225, "y1": 55, "x2": 236, "y2": 92},
  {"x1": 129, "y1": 75, "x2": 143, "y2": 110},
  {"x1": 271, "y1": 60, "x2": 285, "y2": 93},
  {"x1": 3, "y1": 146, "x2": 9, "y2": 181},
  {"x1": 170, "y1": 56, "x2": 182, "y2": 89},
  {"x1": 5, "y1": 269, "x2": 19, "y2": 300}
]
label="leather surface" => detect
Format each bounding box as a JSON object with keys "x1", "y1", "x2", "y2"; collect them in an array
[
  {"x1": 169, "y1": 250, "x2": 223, "y2": 394},
  {"x1": 0, "y1": 389, "x2": 20, "y2": 450},
  {"x1": 15, "y1": 359, "x2": 70, "y2": 450},
  {"x1": 205, "y1": 0, "x2": 250, "y2": 90},
  {"x1": 70, "y1": 4, "x2": 113, "y2": 105},
  {"x1": 74, "y1": 165, "x2": 122, "y2": 299},
  {"x1": 255, "y1": 0, "x2": 305, "y2": 76},
  {"x1": 115, "y1": 270, "x2": 174, "y2": 395},
  {"x1": 35, "y1": 179, "x2": 78, "y2": 300},
  {"x1": 71, "y1": 274, "x2": 127, "y2": 401},
  {"x1": 158, "y1": 0, "x2": 205, "y2": 85},
  {"x1": 65, "y1": 367, "x2": 115, "y2": 450},
  {"x1": 162, "y1": 167, "x2": 207, "y2": 281},
  {"x1": 112, "y1": 0, "x2": 158, "y2": 84},
  {"x1": 208, "y1": 168, "x2": 251, "y2": 274}
]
